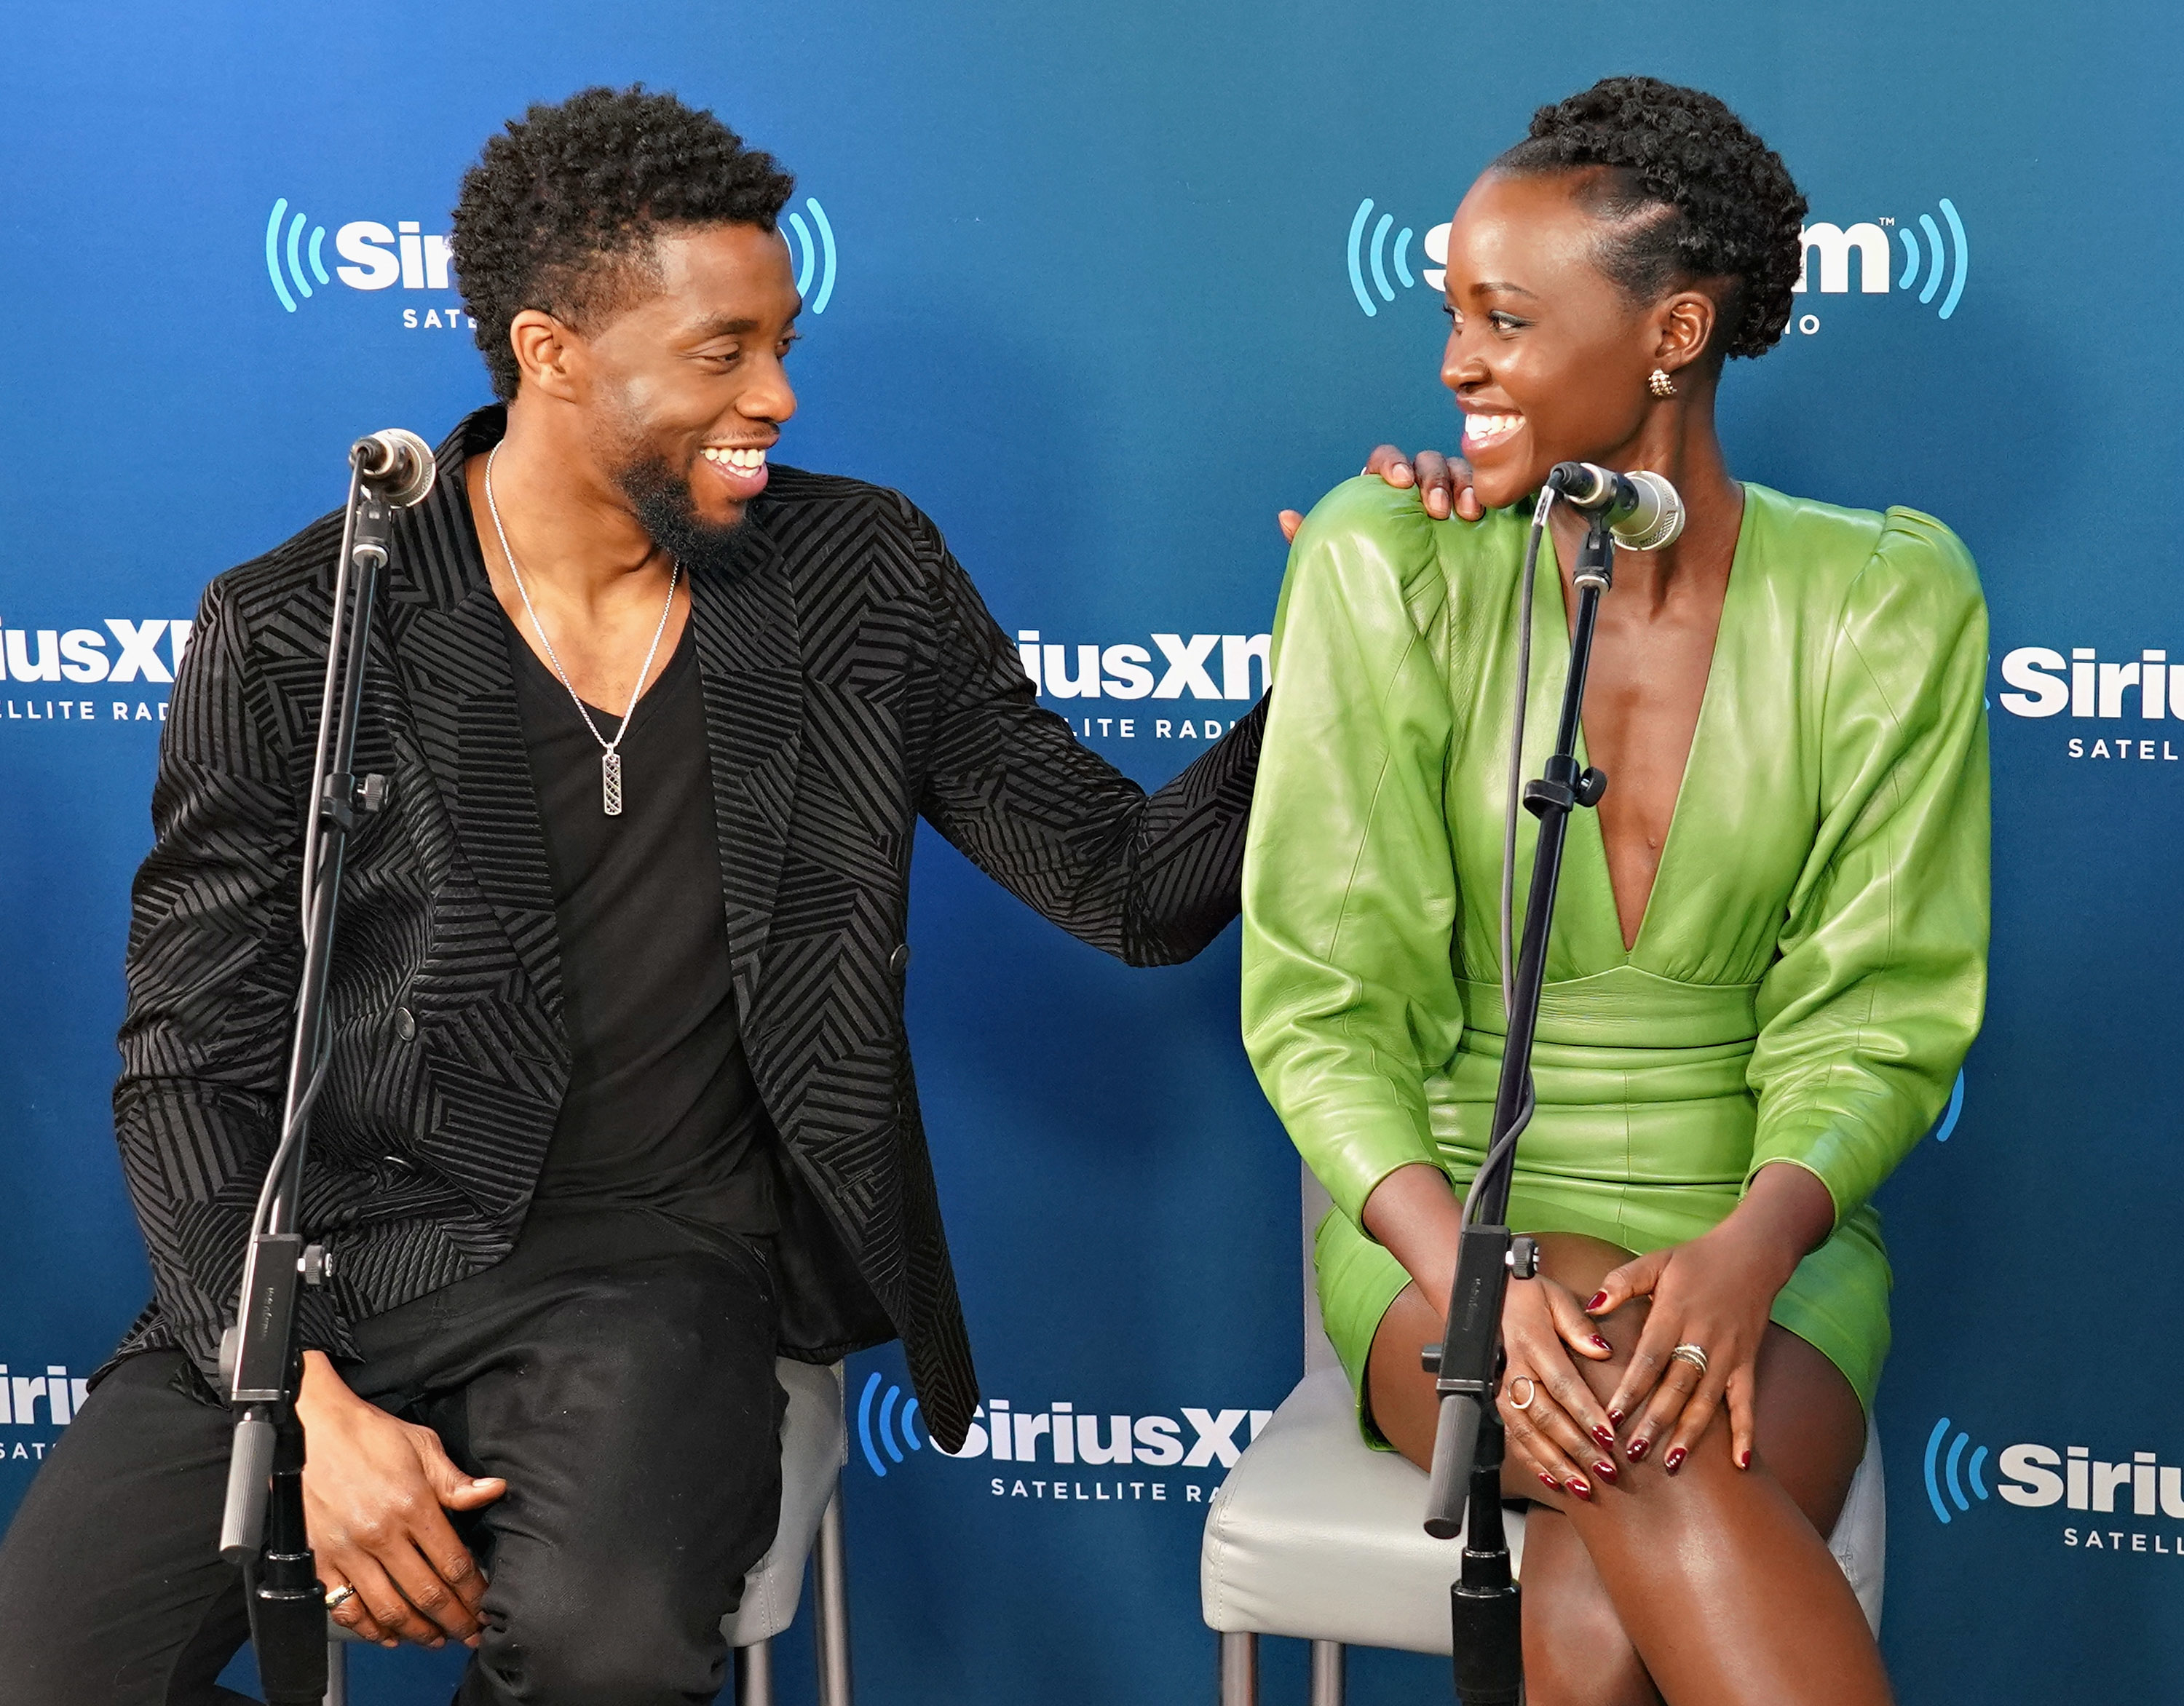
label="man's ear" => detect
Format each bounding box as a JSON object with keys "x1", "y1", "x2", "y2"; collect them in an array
[{"x1": 507, "y1": 310, "x2": 582, "y2": 402}]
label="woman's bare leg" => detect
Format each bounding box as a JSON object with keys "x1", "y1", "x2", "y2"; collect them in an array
[
  {"x1": 1364, "y1": 1233, "x2": 1885, "y2": 1706},
  {"x1": 1369, "y1": 1269, "x2": 1661, "y2": 1706}
]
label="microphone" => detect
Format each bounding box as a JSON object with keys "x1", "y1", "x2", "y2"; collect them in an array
[
  {"x1": 350, "y1": 429, "x2": 437, "y2": 508},
  {"x1": 1546, "y1": 461, "x2": 1684, "y2": 551}
]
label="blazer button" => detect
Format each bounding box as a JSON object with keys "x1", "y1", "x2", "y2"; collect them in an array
[
  {"x1": 391, "y1": 1005, "x2": 416, "y2": 1042},
  {"x1": 888, "y1": 943, "x2": 911, "y2": 976}
]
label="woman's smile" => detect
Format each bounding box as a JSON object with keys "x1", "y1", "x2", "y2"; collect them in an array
[{"x1": 1460, "y1": 408, "x2": 1525, "y2": 457}]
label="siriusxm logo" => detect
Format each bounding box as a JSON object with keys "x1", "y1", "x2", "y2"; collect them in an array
[
  {"x1": 1342, "y1": 194, "x2": 1970, "y2": 329},
  {"x1": 0, "y1": 618, "x2": 193, "y2": 726},
  {"x1": 264, "y1": 193, "x2": 838, "y2": 320},
  {"x1": 1018, "y1": 628, "x2": 1269, "y2": 745},
  {"x1": 0, "y1": 618, "x2": 191, "y2": 685},
  {"x1": 1795, "y1": 200, "x2": 1969, "y2": 321},
  {"x1": 860, "y1": 1383, "x2": 1275, "y2": 1507},
  {"x1": 856, "y1": 1373, "x2": 926, "y2": 1477},
  {"x1": 1343, "y1": 198, "x2": 1447, "y2": 317},
  {"x1": 1995, "y1": 645, "x2": 2184, "y2": 765},
  {"x1": 1016, "y1": 630, "x2": 1269, "y2": 703},
  {"x1": 780, "y1": 196, "x2": 839, "y2": 314},
  {"x1": 0, "y1": 1361, "x2": 89, "y2": 1462},
  {"x1": 1923, "y1": 1417, "x2": 1994, "y2": 1523},
  {"x1": 1931, "y1": 1416, "x2": 2184, "y2": 1557},
  {"x1": 1930, "y1": 1070, "x2": 1966, "y2": 1143},
  {"x1": 264, "y1": 199, "x2": 456, "y2": 313}
]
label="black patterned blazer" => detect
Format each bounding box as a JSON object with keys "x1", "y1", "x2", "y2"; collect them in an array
[{"x1": 110, "y1": 407, "x2": 1262, "y2": 1451}]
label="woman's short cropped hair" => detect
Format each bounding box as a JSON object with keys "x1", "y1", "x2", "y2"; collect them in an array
[{"x1": 1496, "y1": 76, "x2": 1808, "y2": 361}]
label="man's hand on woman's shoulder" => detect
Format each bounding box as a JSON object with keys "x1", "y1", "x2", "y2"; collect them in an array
[{"x1": 1276, "y1": 444, "x2": 1484, "y2": 543}]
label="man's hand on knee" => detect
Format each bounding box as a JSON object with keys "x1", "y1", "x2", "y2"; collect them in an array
[{"x1": 295, "y1": 1351, "x2": 505, "y2": 1649}]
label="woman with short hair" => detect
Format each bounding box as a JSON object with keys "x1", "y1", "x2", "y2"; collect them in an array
[{"x1": 1246, "y1": 77, "x2": 1987, "y2": 1703}]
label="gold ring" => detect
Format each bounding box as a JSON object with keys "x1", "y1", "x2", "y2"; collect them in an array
[
  {"x1": 1506, "y1": 1375, "x2": 1538, "y2": 1411},
  {"x1": 324, "y1": 1584, "x2": 358, "y2": 1613},
  {"x1": 1669, "y1": 1343, "x2": 1709, "y2": 1378}
]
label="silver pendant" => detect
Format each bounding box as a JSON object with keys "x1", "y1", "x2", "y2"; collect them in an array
[{"x1": 602, "y1": 750, "x2": 623, "y2": 816}]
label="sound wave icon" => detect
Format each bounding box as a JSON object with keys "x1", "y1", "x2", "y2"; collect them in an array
[
  {"x1": 856, "y1": 1370, "x2": 924, "y2": 1476},
  {"x1": 265, "y1": 198, "x2": 331, "y2": 314},
  {"x1": 785, "y1": 197, "x2": 838, "y2": 314},
  {"x1": 1894, "y1": 199, "x2": 1969, "y2": 320},
  {"x1": 1345, "y1": 197, "x2": 1423, "y2": 318},
  {"x1": 1923, "y1": 1416, "x2": 1991, "y2": 1524}
]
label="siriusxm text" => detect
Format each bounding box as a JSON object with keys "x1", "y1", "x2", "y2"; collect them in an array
[
  {"x1": 1016, "y1": 632, "x2": 1270, "y2": 703},
  {"x1": 1998, "y1": 1443, "x2": 2184, "y2": 1517},
  {"x1": 0, "y1": 620, "x2": 191, "y2": 685},
  {"x1": 940, "y1": 1400, "x2": 1275, "y2": 1468}
]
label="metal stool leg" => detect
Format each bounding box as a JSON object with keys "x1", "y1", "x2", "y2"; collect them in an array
[
  {"x1": 1309, "y1": 1640, "x2": 1345, "y2": 1706},
  {"x1": 813, "y1": 1488, "x2": 853, "y2": 1706},
  {"x1": 1219, "y1": 1631, "x2": 1259, "y2": 1706},
  {"x1": 735, "y1": 1637, "x2": 775, "y2": 1705},
  {"x1": 323, "y1": 1635, "x2": 347, "y2": 1706}
]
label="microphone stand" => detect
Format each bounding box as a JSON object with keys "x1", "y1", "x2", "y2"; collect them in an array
[
  {"x1": 216, "y1": 442, "x2": 405, "y2": 1705},
  {"x1": 1422, "y1": 512, "x2": 1616, "y2": 1706}
]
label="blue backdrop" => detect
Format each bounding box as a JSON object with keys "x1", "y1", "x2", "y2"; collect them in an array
[{"x1": 0, "y1": 1, "x2": 2170, "y2": 1699}]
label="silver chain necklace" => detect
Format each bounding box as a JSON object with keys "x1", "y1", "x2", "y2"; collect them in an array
[{"x1": 484, "y1": 445, "x2": 680, "y2": 817}]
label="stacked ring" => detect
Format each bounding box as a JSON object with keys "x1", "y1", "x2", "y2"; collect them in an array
[{"x1": 1668, "y1": 1343, "x2": 1709, "y2": 1376}]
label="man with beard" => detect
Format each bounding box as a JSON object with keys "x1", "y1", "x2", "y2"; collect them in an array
[{"x1": 0, "y1": 87, "x2": 1261, "y2": 1703}]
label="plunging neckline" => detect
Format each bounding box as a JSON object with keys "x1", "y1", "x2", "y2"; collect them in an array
[{"x1": 1543, "y1": 485, "x2": 1754, "y2": 966}]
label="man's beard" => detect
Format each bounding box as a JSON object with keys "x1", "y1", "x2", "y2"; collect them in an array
[{"x1": 614, "y1": 453, "x2": 749, "y2": 579}]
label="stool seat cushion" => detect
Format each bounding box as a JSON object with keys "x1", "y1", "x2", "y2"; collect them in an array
[{"x1": 1200, "y1": 1368, "x2": 1884, "y2": 1656}]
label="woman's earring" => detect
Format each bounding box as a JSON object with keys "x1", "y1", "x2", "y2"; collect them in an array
[{"x1": 1648, "y1": 368, "x2": 1677, "y2": 399}]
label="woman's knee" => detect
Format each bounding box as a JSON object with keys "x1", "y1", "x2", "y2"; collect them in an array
[{"x1": 1530, "y1": 1234, "x2": 1652, "y2": 1405}]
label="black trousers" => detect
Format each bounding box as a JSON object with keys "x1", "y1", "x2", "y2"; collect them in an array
[{"x1": 0, "y1": 1207, "x2": 787, "y2": 1706}]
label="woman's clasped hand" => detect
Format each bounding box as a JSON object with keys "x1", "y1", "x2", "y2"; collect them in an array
[{"x1": 1497, "y1": 1160, "x2": 1835, "y2": 1492}]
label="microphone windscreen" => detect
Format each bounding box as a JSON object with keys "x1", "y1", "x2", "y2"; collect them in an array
[
  {"x1": 355, "y1": 429, "x2": 437, "y2": 508},
  {"x1": 1612, "y1": 470, "x2": 1685, "y2": 551}
]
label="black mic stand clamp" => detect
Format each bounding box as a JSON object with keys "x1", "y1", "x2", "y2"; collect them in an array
[
  {"x1": 1422, "y1": 513, "x2": 1617, "y2": 1706},
  {"x1": 215, "y1": 435, "x2": 425, "y2": 1706}
]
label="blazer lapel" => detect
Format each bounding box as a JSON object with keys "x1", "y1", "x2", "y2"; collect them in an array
[
  {"x1": 384, "y1": 412, "x2": 563, "y2": 1019},
  {"x1": 689, "y1": 511, "x2": 804, "y2": 1029}
]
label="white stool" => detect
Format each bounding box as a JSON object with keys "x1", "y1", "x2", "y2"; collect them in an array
[
  {"x1": 324, "y1": 1357, "x2": 852, "y2": 1705},
  {"x1": 1197, "y1": 1168, "x2": 1887, "y2": 1703}
]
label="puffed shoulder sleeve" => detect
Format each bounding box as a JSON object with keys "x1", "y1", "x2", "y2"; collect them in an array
[
  {"x1": 1241, "y1": 479, "x2": 1464, "y2": 1227},
  {"x1": 1746, "y1": 509, "x2": 1990, "y2": 1222}
]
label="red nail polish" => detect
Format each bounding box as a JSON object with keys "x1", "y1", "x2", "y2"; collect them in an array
[
  {"x1": 1607, "y1": 1408, "x2": 1625, "y2": 1427},
  {"x1": 1593, "y1": 1459, "x2": 1618, "y2": 1483},
  {"x1": 1738, "y1": 1449, "x2": 1752, "y2": 1469},
  {"x1": 1586, "y1": 1291, "x2": 1609, "y2": 1312},
  {"x1": 1591, "y1": 1424, "x2": 1615, "y2": 1448},
  {"x1": 1567, "y1": 1477, "x2": 1593, "y2": 1501},
  {"x1": 1626, "y1": 1437, "x2": 1650, "y2": 1463},
  {"x1": 1538, "y1": 1471, "x2": 1561, "y2": 1492},
  {"x1": 1590, "y1": 1336, "x2": 1613, "y2": 1353},
  {"x1": 1663, "y1": 1447, "x2": 1686, "y2": 1475}
]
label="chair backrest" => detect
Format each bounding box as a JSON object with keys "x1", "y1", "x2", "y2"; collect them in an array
[{"x1": 1300, "y1": 1162, "x2": 1340, "y2": 1376}]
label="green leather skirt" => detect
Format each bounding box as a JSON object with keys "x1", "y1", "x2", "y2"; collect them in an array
[{"x1": 1315, "y1": 969, "x2": 1892, "y2": 1447}]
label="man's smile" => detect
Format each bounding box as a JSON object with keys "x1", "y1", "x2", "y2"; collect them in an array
[{"x1": 699, "y1": 443, "x2": 771, "y2": 499}]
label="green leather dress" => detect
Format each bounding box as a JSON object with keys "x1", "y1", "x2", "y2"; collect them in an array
[{"x1": 1241, "y1": 478, "x2": 1989, "y2": 1437}]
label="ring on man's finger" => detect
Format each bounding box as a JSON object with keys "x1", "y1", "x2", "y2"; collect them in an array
[
  {"x1": 1506, "y1": 1375, "x2": 1538, "y2": 1411},
  {"x1": 324, "y1": 1583, "x2": 358, "y2": 1613}
]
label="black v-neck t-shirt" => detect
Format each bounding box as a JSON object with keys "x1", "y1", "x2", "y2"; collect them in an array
[{"x1": 506, "y1": 612, "x2": 780, "y2": 1234}]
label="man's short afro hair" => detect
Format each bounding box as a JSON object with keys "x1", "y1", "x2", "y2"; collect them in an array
[
  {"x1": 1495, "y1": 77, "x2": 1808, "y2": 362},
  {"x1": 451, "y1": 85, "x2": 796, "y2": 400}
]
